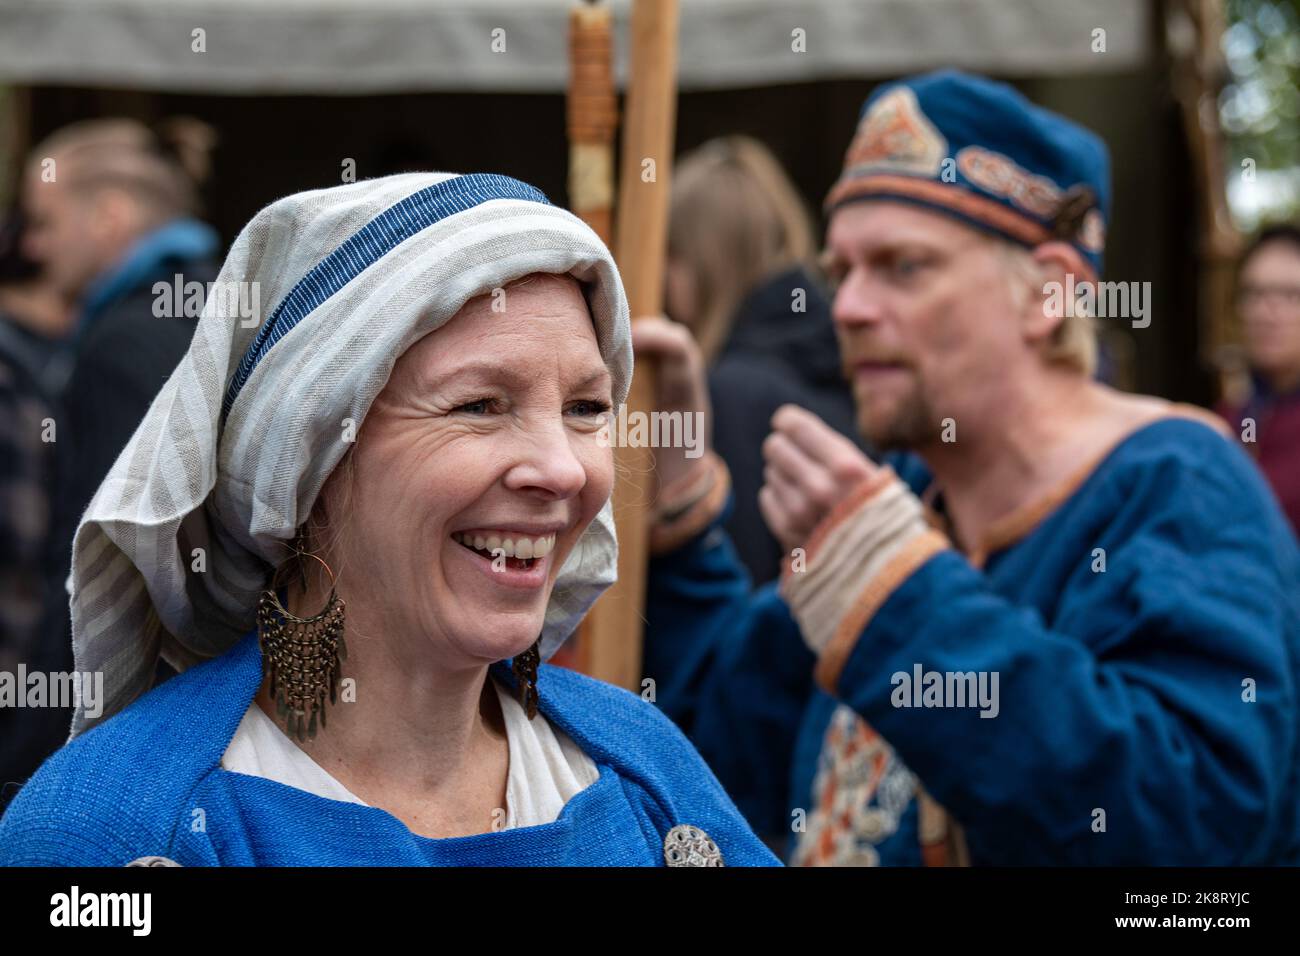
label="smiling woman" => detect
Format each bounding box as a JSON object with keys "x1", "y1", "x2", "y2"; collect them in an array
[{"x1": 0, "y1": 173, "x2": 779, "y2": 867}]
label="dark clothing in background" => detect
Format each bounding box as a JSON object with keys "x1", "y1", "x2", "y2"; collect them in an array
[
  {"x1": 55, "y1": 258, "x2": 217, "y2": 551},
  {"x1": 708, "y1": 266, "x2": 864, "y2": 585},
  {"x1": 0, "y1": 319, "x2": 72, "y2": 398},
  {"x1": 2, "y1": 221, "x2": 218, "y2": 804},
  {"x1": 53, "y1": 220, "x2": 219, "y2": 586},
  {"x1": 0, "y1": 321, "x2": 73, "y2": 805},
  {"x1": 1219, "y1": 373, "x2": 1300, "y2": 537}
]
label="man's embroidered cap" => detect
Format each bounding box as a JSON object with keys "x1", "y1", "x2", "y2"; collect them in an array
[{"x1": 826, "y1": 69, "x2": 1111, "y2": 276}]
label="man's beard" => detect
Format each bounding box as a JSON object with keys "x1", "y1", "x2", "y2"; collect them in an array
[{"x1": 855, "y1": 380, "x2": 941, "y2": 452}]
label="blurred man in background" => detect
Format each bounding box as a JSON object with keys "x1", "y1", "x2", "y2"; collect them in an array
[
  {"x1": 1, "y1": 118, "x2": 220, "y2": 793},
  {"x1": 1220, "y1": 223, "x2": 1300, "y2": 534},
  {"x1": 21, "y1": 117, "x2": 220, "y2": 599}
]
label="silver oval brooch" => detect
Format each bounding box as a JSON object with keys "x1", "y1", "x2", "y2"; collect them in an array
[
  {"x1": 125, "y1": 856, "x2": 182, "y2": 867},
  {"x1": 663, "y1": 824, "x2": 724, "y2": 867}
]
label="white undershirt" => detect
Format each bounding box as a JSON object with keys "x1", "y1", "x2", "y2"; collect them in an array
[{"x1": 220, "y1": 677, "x2": 600, "y2": 830}]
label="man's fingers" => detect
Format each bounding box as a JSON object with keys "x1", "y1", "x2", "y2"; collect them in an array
[
  {"x1": 763, "y1": 465, "x2": 820, "y2": 537},
  {"x1": 762, "y1": 431, "x2": 815, "y2": 485},
  {"x1": 771, "y1": 403, "x2": 872, "y2": 478},
  {"x1": 763, "y1": 464, "x2": 805, "y2": 518},
  {"x1": 763, "y1": 431, "x2": 840, "y2": 513},
  {"x1": 758, "y1": 485, "x2": 800, "y2": 554}
]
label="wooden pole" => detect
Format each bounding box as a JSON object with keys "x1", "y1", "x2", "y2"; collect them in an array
[
  {"x1": 581, "y1": 0, "x2": 679, "y2": 690},
  {"x1": 1167, "y1": 0, "x2": 1242, "y2": 401},
  {"x1": 0, "y1": 85, "x2": 32, "y2": 212},
  {"x1": 554, "y1": 1, "x2": 619, "y2": 674},
  {"x1": 565, "y1": 2, "x2": 617, "y2": 246}
]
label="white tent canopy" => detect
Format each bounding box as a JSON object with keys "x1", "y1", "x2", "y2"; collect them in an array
[{"x1": 0, "y1": 0, "x2": 1150, "y2": 94}]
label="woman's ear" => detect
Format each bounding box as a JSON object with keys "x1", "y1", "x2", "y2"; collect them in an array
[{"x1": 303, "y1": 448, "x2": 355, "y2": 565}]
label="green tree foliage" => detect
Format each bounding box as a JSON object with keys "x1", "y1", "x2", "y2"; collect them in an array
[{"x1": 1222, "y1": 0, "x2": 1300, "y2": 226}]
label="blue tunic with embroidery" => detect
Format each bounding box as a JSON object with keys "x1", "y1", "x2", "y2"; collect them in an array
[
  {"x1": 643, "y1": 417, "x2": 1300, "y2": 864},
  {"x1": 0, "y1": 633, "x2": 779, "y2": 866}
]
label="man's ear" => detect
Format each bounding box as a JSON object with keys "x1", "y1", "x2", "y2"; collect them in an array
[{"x1": 1022, "y1": 240, "x2": 1094, "y2": 344}]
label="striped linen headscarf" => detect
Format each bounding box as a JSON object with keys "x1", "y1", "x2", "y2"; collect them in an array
[{"x1": 67, "y1": 172, "x2": 632, "y2": 738}]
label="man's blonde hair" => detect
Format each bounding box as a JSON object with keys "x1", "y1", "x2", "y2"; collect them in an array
[{"x1": 995, "y1": 239, "x2": 1098, "y2": 377}]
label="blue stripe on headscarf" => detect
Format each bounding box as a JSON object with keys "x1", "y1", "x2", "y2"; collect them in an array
[{"x1": 221, "y1": 173, "x2": 551, "y2": 418}]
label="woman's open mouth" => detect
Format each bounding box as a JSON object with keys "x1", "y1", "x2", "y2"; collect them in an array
[{"x1": 451, "y1": 530, "x2": 556, "y2": 574}]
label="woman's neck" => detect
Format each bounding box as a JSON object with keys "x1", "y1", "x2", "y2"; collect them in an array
[{"x1": 253, "y1": 583, "x2": 510, "y2": 839}]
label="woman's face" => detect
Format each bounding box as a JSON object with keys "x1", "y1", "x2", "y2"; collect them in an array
[{"x1": 329, "y1": 273, "x2": 615, "y2": 670}]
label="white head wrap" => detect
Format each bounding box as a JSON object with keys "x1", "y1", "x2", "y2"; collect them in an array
[{"x1": 68, "y1": 172, "x2": 632, "y2": 738}]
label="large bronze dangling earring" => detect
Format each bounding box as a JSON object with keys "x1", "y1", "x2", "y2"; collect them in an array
[
  {"x1": 256, "y1": 537, "x2": 346, "y2": 742},
  {"x1": 512, "y1": 639, "x2": 541, "y2": 720}
]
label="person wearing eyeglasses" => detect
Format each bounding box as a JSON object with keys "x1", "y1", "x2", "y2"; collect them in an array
[{"x1": 1220, "y1": 224, "x2": 1300, "y2": 535}]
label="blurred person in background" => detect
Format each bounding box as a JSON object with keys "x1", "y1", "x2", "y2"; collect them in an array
[
  {"x1": 0, "y1": 212, "x2": 76, "y2": 803},
  {"x1": 1219, "y1": 223, "x2": 1300, "y2": 534},
  {"x1": 0, "y1": 211, "x2": 74, "y2": 394},
  {"x1": 665, "y1": 136, "x2": 861, "y2": 585},
  {"x1": 21, "y1": 117, "x2": 221, "y2": 585}
]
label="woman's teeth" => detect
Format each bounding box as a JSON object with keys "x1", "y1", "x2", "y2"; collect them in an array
[{"x1": 451, "y1": 531, "x2": 555, "y2": 559}]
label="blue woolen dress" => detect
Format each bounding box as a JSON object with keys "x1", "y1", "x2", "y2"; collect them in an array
[{"x1": 0, "y1": 633, "x2": 780, "y2": 866}]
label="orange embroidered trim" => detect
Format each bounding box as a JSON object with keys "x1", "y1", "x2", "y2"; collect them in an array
[
  {"x1": 649, "y1": 453, "x2": 731, "y2": 556},
  {"x1": 813, "y1": 528, "x2": 951, "y2": 693},
  {"x1": 956, "y1": 146, "x2": 1064, "y2": 219},
  {"x1": 917, "y1": 788, "x2": 948, "y2": 845},
  {"x1": 969, "y1": 403, "x2": 1233, "y2": 567},
  {"x1": 920, "y1": 842, "x2": 949, "y2": 867},
  {"x1": 825, "y1": 174, "x2": 1053, "y2": 248},
  {"x1": 779, "y1": 467, "x2": 898, "y2": 590},
  {"x1": 967, "y1": 454, "x2": 1101, "y2": 570},
  {"x1": 934, "y1": 402, "x2": 1236, "y2": 569},
  {"x1": 947, "y1": 821, "x2": 972, "y2": 866},
  {"x1": 916, "y1": 788, "x2": 973, "y2": 866},
  {"x1": 1166, "y1": 402, "x2": 1233, "y2": 439}
]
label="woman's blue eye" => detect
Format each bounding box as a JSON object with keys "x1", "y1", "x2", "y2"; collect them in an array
[
  {"x1": 454, "y1": 398, "x2": 609, "y2": 416},
  {"x1": 568, "y1": 400, "x2": 612, "y2": 419}
]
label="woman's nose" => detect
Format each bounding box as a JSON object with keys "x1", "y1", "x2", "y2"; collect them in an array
[{"x1": 503, "y1": 420, "x2": 588, "y2": 499}]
